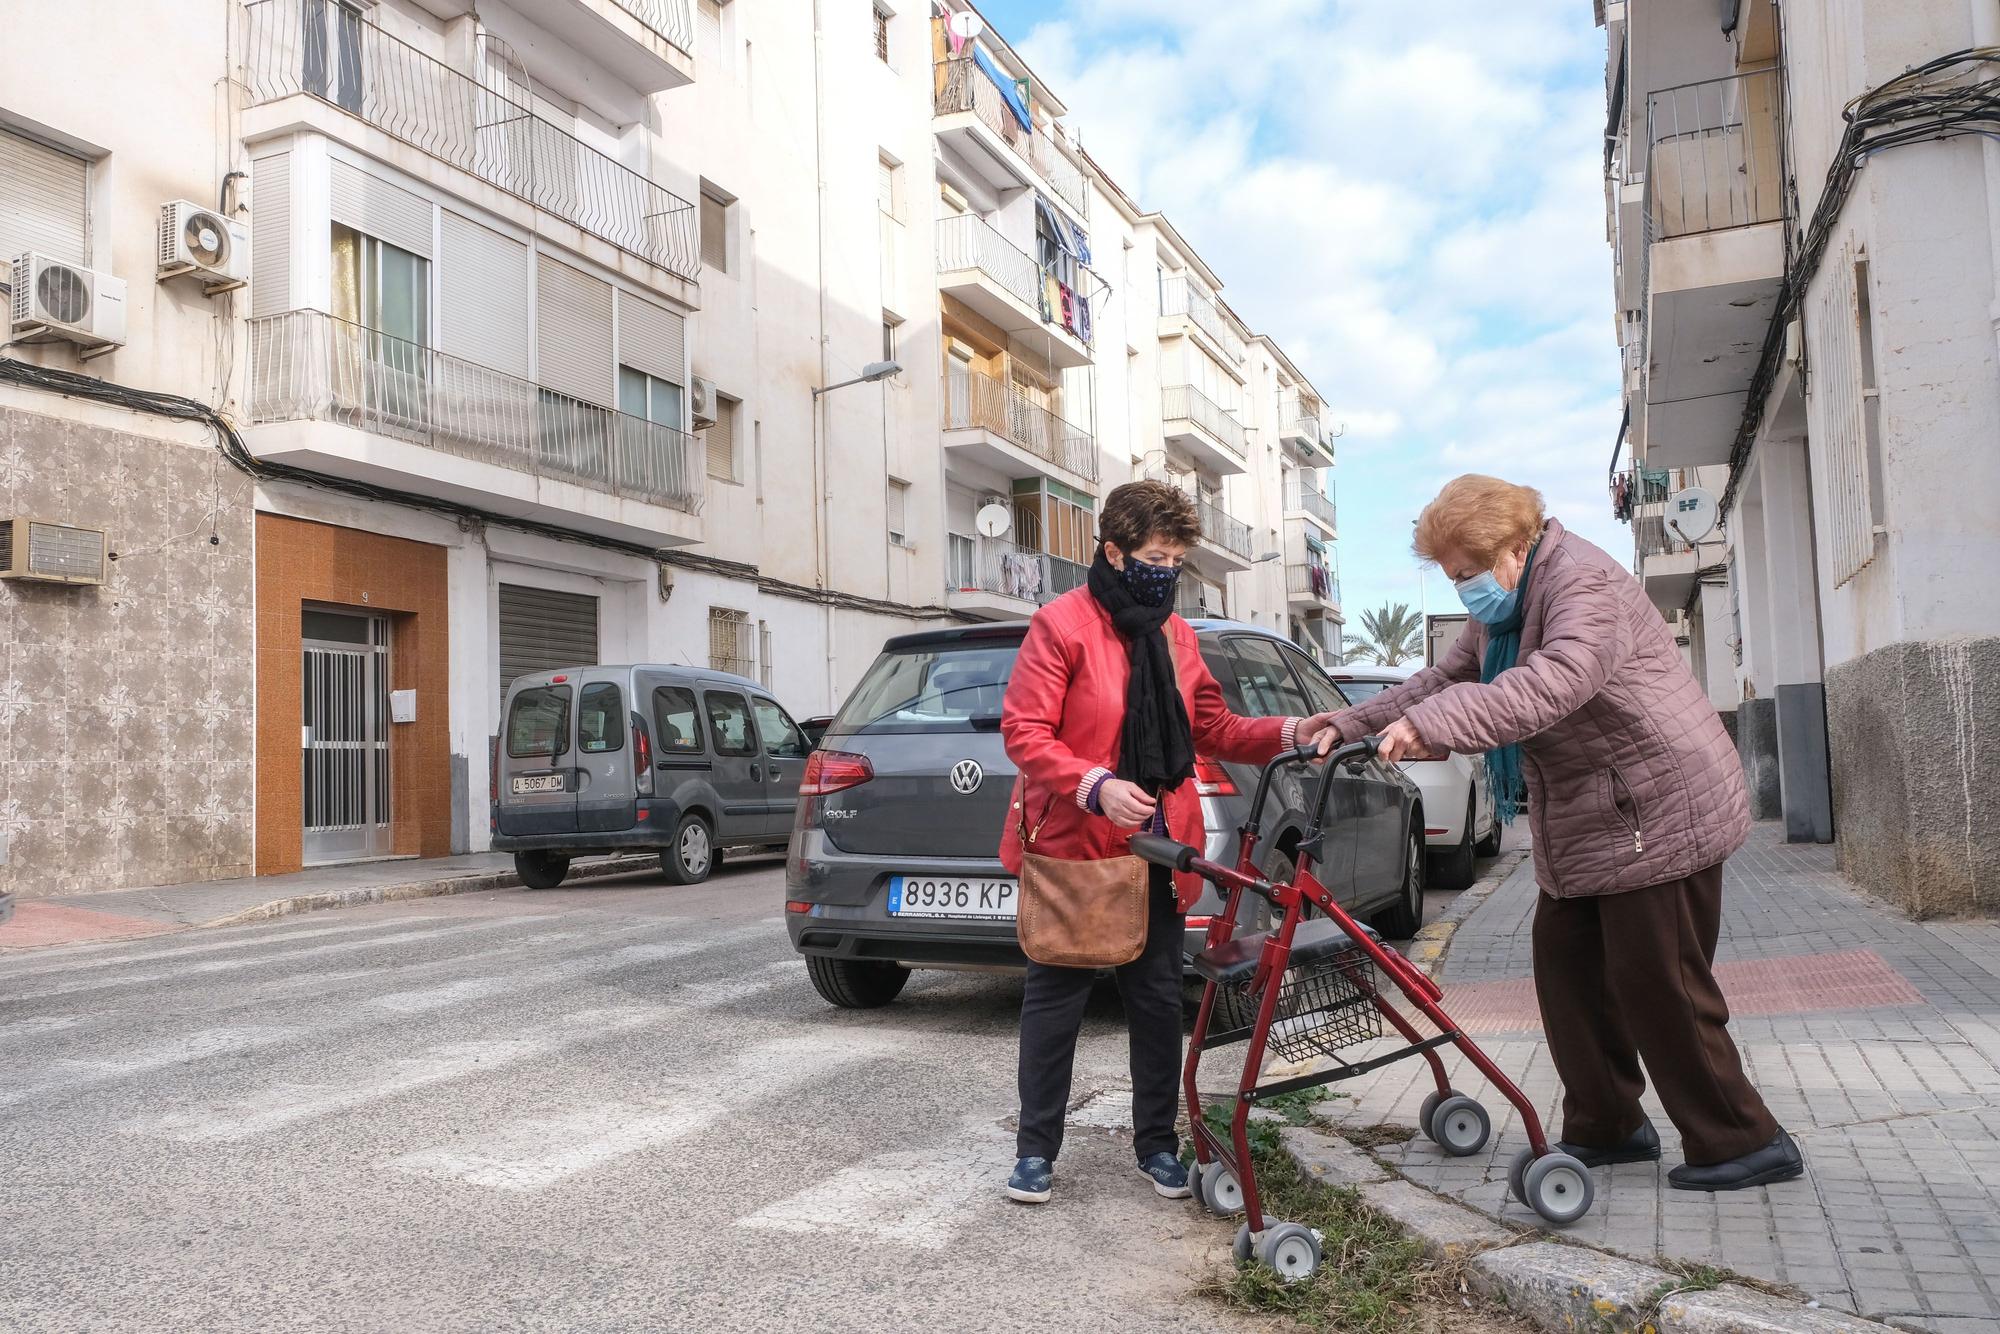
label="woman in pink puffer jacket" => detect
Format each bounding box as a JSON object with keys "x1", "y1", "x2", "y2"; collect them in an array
[{"x1": 1332, "y1": 475, "x2": 1801, "y2": 1194}]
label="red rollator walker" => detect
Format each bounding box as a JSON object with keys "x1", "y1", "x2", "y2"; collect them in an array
[{"x1": 1130, "y1": 738, "x2": 1594, "y2": 1283}]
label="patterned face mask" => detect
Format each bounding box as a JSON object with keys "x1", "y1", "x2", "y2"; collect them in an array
[{"x1": 1119, "y1": 557, "x2": 1182, "y2": 608}]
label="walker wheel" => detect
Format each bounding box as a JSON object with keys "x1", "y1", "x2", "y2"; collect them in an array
[
  {"x1": 1198, "y1": 1162, "x2": 1245, "y2": 1217},
  {"x1": 1507, "y1": 1146, "x2": 1536, "y2": 1205},
  {"x1": 1258, "y1": 1222, "x2": 1323, "y2": 1284},
  {"x1": 1417, "y1": 1087, "x2": 1463, "y2": 1144},
  {"x1": 1524, "y1": 1151, "x2": 1595, "y2": 1226},
  {"x1": 1429, "y1": 1095, "x2": 1492, "y2": 1157},
  {"x1": 1232, "y1": 1222, "x2": 1255, "y2": 1264}
]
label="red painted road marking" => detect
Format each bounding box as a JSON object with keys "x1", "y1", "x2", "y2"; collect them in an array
[
  {"x1": 1433, "y1": 949, "x2": 1926, "y2": 1034},
  {"x1": 0, "y1": 903, "x2": 182, "y2": 951}
]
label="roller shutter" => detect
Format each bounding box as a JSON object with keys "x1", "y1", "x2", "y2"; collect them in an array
[
  {"x1": 330, "y1": 159, "x2": 432, "y2": 257},
  {"x1": 498, "y1": 583, "x2": 600, "y2": 708},
  {"x1": 0, "y1": 128, "x2": 88, "y2": 268},
  {"x1": 249, "y1": 150, "x2": 291, "y2": 317},
  {"x1": 616, "y1": 290, "x2": 684, "y2": 385},
  {"x1": 440, "y1": 211, "x2": 530, "y2": 376},
  {"x1": 535, "y1": 253, "x2": 614, "y2": 405}
]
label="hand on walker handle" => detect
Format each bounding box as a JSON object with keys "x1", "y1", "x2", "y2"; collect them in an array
[
  {"x1": 1375, "y1": 716, "x2": 1444, "y2": 764},
  {"x1": 1098, "y1": 779, "x2": 1157, "y2": 829},
  {"x1": 1295, "y1": 712, "x2": 1344, "y2": 757}
]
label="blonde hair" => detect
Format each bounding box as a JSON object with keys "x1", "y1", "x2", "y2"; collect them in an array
[{"x1": 1413, "y1": 475, "x2": 1546, "y2": 566}]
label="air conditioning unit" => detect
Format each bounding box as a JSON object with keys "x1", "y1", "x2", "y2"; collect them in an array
[
  {"x1": 0, "y1": 517, "x2": 108, "y2": 586},
  {"x1": 690, "y1": 376, "x2": 718, "y2": 428},
  {"x1": 157, "y1": 200, "x2": 248, "y2": 293},
  {"x1": 9, "y1": 254, "x2": 126, "y2": 359}
]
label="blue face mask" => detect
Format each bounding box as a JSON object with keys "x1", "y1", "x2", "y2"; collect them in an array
[
  {"x1": 1455, "y1": 571, "x2": 1518, "y2": 625},
  {"x1": 1119, "y1": 557, "x2": 1181, "y2": 608}
]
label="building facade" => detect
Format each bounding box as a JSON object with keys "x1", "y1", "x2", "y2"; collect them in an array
[
  {"x1": 0, "y1": 0, "x2": 1339, "y2": 901},
  {"x1": 1596, "y1": 0, "x2": 2000, "y2": 914}
]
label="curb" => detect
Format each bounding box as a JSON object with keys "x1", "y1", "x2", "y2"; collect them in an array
[
  {"x1": 196, "y1": 853, "x2": 662, "y2": 930},
  {"x1": 1280, "y1": 1129, "x2": 1899, "y2": 1334},
  {"x1": 1403, "y1": 847, "x2": 1529, "y2": 977}
]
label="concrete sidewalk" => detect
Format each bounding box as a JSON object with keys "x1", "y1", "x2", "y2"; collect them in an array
[
  {"x1": 0, "y1": 850, "x2": 662, "y2": 951},
  {"x1": 1315, "y1": 825, "x2": 2000, "y2": 1334}
]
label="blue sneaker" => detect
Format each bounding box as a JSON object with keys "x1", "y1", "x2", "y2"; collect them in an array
[
  {"x1": 1137, "y1": 1151, "x2": 1192, "y2": 1199},
  {"x1": 1006, "y1": 1156, "x2": 1054, "y2": 1204}
]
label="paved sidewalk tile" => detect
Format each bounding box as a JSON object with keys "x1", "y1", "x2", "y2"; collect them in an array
[{"x1": 1307, "y1": 825, "x2": 2000, "y2": 1334}]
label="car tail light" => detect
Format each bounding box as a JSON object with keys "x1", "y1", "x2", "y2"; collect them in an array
[
  {"x1": 801, "y1": 750, "x2": 874, "y2": 796},
  {"x1": 1424, "y1": 826, "x2": 1448, "y2": 837},
  {"x1": 785, "y1": 900, "x2": 814, "y2": 914},
  {"x1": 632, "y1": 713, "x2": 654, "y2": 796},
  {"x1": 1193, "y1": 756, "x2": 1237, "y2": 797}
]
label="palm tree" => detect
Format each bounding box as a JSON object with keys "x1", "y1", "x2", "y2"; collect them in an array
[{"x1": 1341, "y1": 602, "x2": 1426, "y2": 666}]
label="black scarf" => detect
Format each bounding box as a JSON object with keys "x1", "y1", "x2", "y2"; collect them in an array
[{"x1": 1087, "y1": 552, "x2": 1196, "y2": 797}]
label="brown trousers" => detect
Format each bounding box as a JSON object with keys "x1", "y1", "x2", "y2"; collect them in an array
[{"x1": 1532, "y1": 861, "x2": 1778, "y2": 1165}]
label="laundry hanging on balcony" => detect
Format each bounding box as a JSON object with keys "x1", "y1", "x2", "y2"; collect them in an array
[
  {"x1": 1310, "y1": 564, "x2": 1330, "y2": 599},
  {"x1": 972, "y1": 46, "x2": 1033, "y2": 130},
  {"x1": 999, "y1": 551, "x2": 1044, "y2": 600},
  {"x1": 1610, "y1": 471, "x2": 1633, "y2": 521}
]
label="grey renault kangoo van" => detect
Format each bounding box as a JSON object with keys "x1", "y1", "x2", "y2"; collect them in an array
[{"x1": 492, "y1": 665, "x2": 811, "y2": 888}]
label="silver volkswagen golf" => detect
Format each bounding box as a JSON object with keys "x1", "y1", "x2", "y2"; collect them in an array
[{"x1": 784, "y1": 620, "x2": 1426, "y2": 1008}]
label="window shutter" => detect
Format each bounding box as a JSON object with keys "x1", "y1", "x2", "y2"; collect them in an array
[
  {"x1": 878, "y1": 159, "x2": 895, "y2": 215},
  {"x1": 497, "y1": 584, "x2": 600, "y2": 709},
  {"x1": 616, "y1": 291, "x2": 685, "y2": 386},
  {"x1": 439, "y1": 211, "x2": 530, "y2": 376},
  {"x1": 0, "y1": 128, "x2": 88, "y2": 268},
  {"x1": 249, "y1": 150, "x2": 291, "y2": 318},
  {"x1": 705, "y1": 398, "x2": 736, "y2": 479},
  {"x1": 699, "y1": 194, "x2": 726, "y2": 271},
  {"x1": 329, "y1": 159, "x2": 432, "y2": 257},
  {"x1": 535, "y1": 253, "x2": 614, "y2": 405}
]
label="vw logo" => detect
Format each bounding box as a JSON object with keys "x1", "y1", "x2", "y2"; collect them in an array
[{"x1": 949, "y1": 759, "x2": 984, "y2": 795}]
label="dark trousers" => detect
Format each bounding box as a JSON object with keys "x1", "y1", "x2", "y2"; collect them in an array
[
  {"x1": 1532, "y1": 860, "x2": 1779, "y2": 1166},
  {"x1": 1016, "y1": 871, "x2": 1183, "y2": 1161}
]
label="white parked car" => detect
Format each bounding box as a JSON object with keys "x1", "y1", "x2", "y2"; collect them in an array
[{"x1": 1330, "y1": 665, "x2": 1500, "y2": 890}]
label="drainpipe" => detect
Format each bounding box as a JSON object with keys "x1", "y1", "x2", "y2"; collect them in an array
[
  {"x1": 810, "y1": 0, "x2": 837, "y2": 709},
  {"x1": 1973, "y1": 6, "x2": 2000, "y2": 384}
]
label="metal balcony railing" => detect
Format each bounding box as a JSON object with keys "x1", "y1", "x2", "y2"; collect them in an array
[
  {"x1": 1158, "y1": 276, "x2": 1246, "y2": 364},
  {"x1": 1285, "y1": 478, "x2": 1338, "y2": 530},
  {"x1": 941, "y1": 371, "x2": 1098, "y2": 482},
  {"x1": 1193, "y1": 495, "x2": 1252, "y2": 560},
  {"x1": 932, "y1": 57, "x2": 1089, "y2": 218},
  {"x1": 1287, "y1": 562, "x2": 1340, "y2": 607},
  {"x1": 1645, "y1": 68, "x2": 1785, "y2": 240},
  {"x1": 248, "y1": 309, "x2": 703, "y2": 515},
  {"x1": 241, "y1": 0, "x2": 699, "y2": 280},
  {"x1": 1162, "y1": 384, "x2": 1247, "y2": 458},
  {"x1": 945, "y1": 534, "x2": 1085, "y2": 604},
  {"x1": 611, "y1": 0, "x2": 693, "y2": 53},
  {"x1": 936, "y1": 213, "x2": 1044, "y2": 315},
  {"x1": 1176, "y1": 576, "x2": 1223, "y2": 618}
]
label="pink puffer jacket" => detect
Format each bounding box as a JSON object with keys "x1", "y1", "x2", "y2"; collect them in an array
[{"x1": 1334, "y1": 519, "x2": 1749, "y2": 898}]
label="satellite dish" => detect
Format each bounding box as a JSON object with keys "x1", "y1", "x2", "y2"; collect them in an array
[
  {"x1": 947, "y1": 11, "x2": 984, "y2": 38},
  {"x1": 1665, "y1": 486, "x2": 1719, "y2": 547},
  {"x1": 975, "y1": 503, "x2": 1012, "y2": 538}
]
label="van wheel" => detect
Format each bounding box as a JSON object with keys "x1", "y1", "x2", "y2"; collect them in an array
[
  {"x1": 805, "y1": 955, "x2": 910, "y2": 1009},
  {"x1": 514, "y1": 852, "x2": 570, "y2": 891},
  {"x1": 661, "y1": 815, "x2": 714, "y2": 885},
  {"x1": 1429, "y1": 795, "x2": 1479, "y2": 892},
  {"x1": 1371, "y1": 826, "x2": 1426, "y2": 940}
]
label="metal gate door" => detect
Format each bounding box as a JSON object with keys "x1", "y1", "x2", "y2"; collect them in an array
[{"x1": 301, "y1": 609, "x2": 392, "y2": 865}]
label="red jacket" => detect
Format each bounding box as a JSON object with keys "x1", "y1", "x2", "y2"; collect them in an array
[{"x1": 999, "y1": 587, "x2": 1300, "y2": 912}]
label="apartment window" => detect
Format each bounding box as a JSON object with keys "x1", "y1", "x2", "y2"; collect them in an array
[
  {"x1": 708, "y1": 607, "x2": 754, "y2": 676},
  {"x1": 873, "y1": 3, "x2": 892, "y2": 62},
  {"x1": 758, "y1": 621, "x2": 774, "y2": 687},
  {"x1": 881, "y1": 313, "x2": 900, "y2": 363},
  {"x1": 1808, "y1": 240, "x2": 1885, "y2": 587},
  {"x1": 700, "y1": 187, "x2": 730, "y2": 273},
  {"x1": 332, "y1": 222, "x2": 428, "y2": 419},
  {"x1": 0, "y1": 127, "x2": 89, "y2": 272},
  {"x1": 619, "y1": 366, "x2": 684, "y2": 431},
  {"x1": 877, "y1": 155, "x2": 899, "y2": 218},
  {"x1": 302, "y1": 0, "x2": 365, "y2": 113},
  {"x1": 704, "y1": 393, "x2": 740, "y2": 481},
  {"x1": 887, "y1": 480, "x2": 911, "y2": 548},
  {"x1": 948, "y1": 532, "x2": 975, "y2": 588}
]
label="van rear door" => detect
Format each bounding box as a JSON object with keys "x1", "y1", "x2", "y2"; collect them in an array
[
  {"x1": 499, "y1": 682, "x2": 576, "y2": 837},
  {"x1": 574, "y1": 678, "x2": 638, "y2": 833}
]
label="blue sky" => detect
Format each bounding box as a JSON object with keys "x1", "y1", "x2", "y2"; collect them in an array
[{"x1": 977, "y1": 0, "x2": 1624, "y2": 632}]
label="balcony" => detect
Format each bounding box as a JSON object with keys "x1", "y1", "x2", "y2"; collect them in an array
[
  {"x1": 1158, "y1": 276, "x2": 1246, "y2": 372},
  {"x1": 1641, "y1": 69, "x2": 1785, "y2": 469},
  {"x1": 944, "y1": 534, "x2": 1086, "y2": 620},
  {"x1": 1286, "y1": 561, "x2": 1341, "y2": 614},
  {"x1": 1161, "y1": 385, "x2": 1247, "y2": 476},
  {"x1": 246, "y1": 309, "x2": 702, "y2": 547},
  {"x1": 941, "y1": 371, "x2": 1097, "y2": 487},
  {"x1": 1176, "y1": 573, "x2": 1227, "y2": 620},
  {"x1": 935, "y1": 215, "x2": 1095, "y2": 369},
  {"x1": 1278, "y1": 401, "x2": 1335, "y2": 466},
  {"x1": 931, "y1": 57, "x2": 1089, "y2": 220},
  {"x1": 241, "y1": 0, "x2": 699, "y2": 285},
  {"x1": 1285, "y1": 475, "x2": 1338, "y2": 537},
  {"x1": 406, "y1": 0, "x2": 694, "y2": 91},
  {"x1": 1618, "y1": 464, "x2": 1727, "y2": 612},
  {"x1": 1192, "y1": 495, "x2": 1253, "y2": 572}
]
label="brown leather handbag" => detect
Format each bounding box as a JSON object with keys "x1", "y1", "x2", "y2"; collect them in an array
[{"x1": 1015, "y1": 798, "x2": 1149, "y2": 969}]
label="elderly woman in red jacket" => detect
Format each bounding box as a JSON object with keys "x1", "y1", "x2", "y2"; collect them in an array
[
  {"x1": 997, "y1": 480, "x2": 1341, "y2": 1205},
  {"x1": 1329, "y1": 475, "x2": 1799, "y2": 1194}
]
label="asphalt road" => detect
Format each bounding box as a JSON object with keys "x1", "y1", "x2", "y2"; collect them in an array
[{"x1": 4, "y1": 856, "x2": 1311, "y2": 1334}]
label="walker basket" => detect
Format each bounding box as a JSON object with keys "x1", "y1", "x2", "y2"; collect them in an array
[{"x1": 1237, "y1": 944, "x2": 1383, "y2": 1064}]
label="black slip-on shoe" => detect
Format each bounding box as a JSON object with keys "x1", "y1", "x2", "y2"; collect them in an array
[
  {"x1": 1555, "y1": 1118, "x2": 1662, "y2": 1168},
  {"x1": 1668, "y1": 1130, "x2": 1805, "y2": 1192}
]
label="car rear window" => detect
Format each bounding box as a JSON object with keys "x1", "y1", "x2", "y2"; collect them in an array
[
  {"x1": 832, "y1": 640, "x2": 1020, "y2": 734},
  {"x1": 507, "y1": 686, "x2": 571, "y2": 757},
  {"x1": 1334, "y1": 679, "x2": 1393, "y2": 705},
  {"x1": 578, "y1": 683, "x2": 624, "y2": 754}
]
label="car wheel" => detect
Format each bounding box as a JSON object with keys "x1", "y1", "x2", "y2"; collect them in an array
[
  {"x1": 805, "y1": 955, "x2": 910, "y2": 1009},
  {"x1": 1474, "y1": 783, "x2": 1503, "y2": 857},
  {"x1": 513, "y1": 851, "x2": 570, "y2": 891},
  {"x1": 660, "y1": 814, "x2": 714, "y2": 885},
  {"x1": 1371, "y1": 824, "x2": 1425, "y2": 940},
  {"x1": 1429, "y1": 794, "x2": 1478, "y2": 892}
]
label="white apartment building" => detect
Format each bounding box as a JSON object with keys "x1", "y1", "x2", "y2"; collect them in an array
[
  {"x1": 0, "y1": 0, "x2": 1338, "y2": 902},
  {"x1": 1596, "y1": 0, "x2": 2000, "y2": 915}
]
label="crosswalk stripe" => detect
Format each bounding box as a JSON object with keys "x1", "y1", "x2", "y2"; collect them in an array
[
  {"x1": 0, "y1": 1027, "x2": 297, "y2": 1109},
  {"x1": 736, "y1": 1134, "x2": 1005, "y2": 1249},
  {"x1": 365, "y1": 924, "x2": 779, "y2": 1013},
  {"x1": 0, "y1": 917, "x2": 434, "y2": 983}
]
